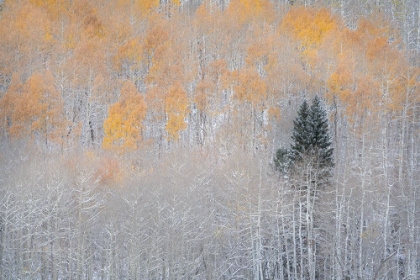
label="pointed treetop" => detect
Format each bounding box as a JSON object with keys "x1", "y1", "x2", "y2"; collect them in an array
[
  {"x1": 290, "y1": 99, "x2": 312, "y2": 162},
  {"x1": 275, "y1": 95, "x2": 334, "y2": 172}
]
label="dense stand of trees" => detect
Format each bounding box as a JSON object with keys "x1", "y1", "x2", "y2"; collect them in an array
[
  {"x1": 0, "y1": 0, "x2": 419, "y2": 279},
  {"x1": 0, "y1": 0, "x2": 419, "y2": 153}
]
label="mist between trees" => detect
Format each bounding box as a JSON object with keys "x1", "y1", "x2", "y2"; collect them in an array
[{"x1": 0, "y1": 0, "x2": 420, "y2": 279}]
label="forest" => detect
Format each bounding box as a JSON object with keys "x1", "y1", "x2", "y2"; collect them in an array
[{"x1": 0, "y1": 0, "x2": 419, "y2": 279}]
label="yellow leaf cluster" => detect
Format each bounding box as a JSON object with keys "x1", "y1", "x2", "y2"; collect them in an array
[
  {"x1": 226, "y1": 0, "x2": 274, "y2": 24},
  {"x1": 281, "y1": 7, "x2": 337, "y2": 58},
  {"x1": 231, "y1": 69, "x2": 267, "y2": 107},
  {"x1": 136, "y1": 0, "x2": 159, "y2": 16},
  {"x1": 103, "y1": 81, "x2": 147, "y2": 151},
  {"x1": 0, "y1": 71, "x2": 64, "y2": 143},
  {"x1": 113, "y1": 38, "x2": 143, "y2": 71},
  {"x1": 164, "y1": 83, "x2": 189, "y2": 141}
]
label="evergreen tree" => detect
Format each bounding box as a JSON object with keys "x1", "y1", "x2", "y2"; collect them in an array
[
  {"x1": 308, "y1": 95, "x2": 334, "y2": 171},
  {"x1": 274, "y1": 96, "x2": 333, "y2": 175},
  {"x1": 274, "y1": 147, "x2": 290, "y2": 173},
  {"x1": 289, "y1": 99, "x2": 312, "y2": 164},
  {"x1": 274, "y1": 96, "x2": 334, "y2": 280}
]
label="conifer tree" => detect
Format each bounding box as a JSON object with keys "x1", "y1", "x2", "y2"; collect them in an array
[
  {"x1": 274, "y1": 147, "x2": 290, "y2": 173},
  {"x1": 289, "y1": 99, "x2": 312, "y2": 164},
  {"x1": 274, "y1": 96, "x2": 333, "y2": 177},
  {"x1": 308, "y1": 96, "x2": 334, "y2": 171},
  {"x1": 274, "y1": 96, "x2": 334, "y2": 280}
]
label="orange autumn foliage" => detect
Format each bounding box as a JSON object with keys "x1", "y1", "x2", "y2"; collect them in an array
[
  {"x1": 0, "y1": 1, "x2": 417, "y2": 152},
  {"x1": 281, "y1": 7, "x2": 338, "y2": 60},
  {"x1": 136, "y1": 0, "x2": 160, "y2": 16},
  {"x1": 164, "y1": 83, "x2": 189, "y2": 141},
  {"x1": 1, "y1": 72, "x2": 65, "y2": 144},
  {"x1": 113, "y1": 37, "x2": 143, "y2": 71},
  {"x1": 226, "y1": 0, "x2": 274, "y2": 25},
  {"x1": 103, "y1": 81, "x2": 147, "y2": 151},
  {"x1": 231, "y1": 69, "x2": 267, "y2": 108}
]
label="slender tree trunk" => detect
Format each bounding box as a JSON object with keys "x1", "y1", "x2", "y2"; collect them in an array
[
  {"x1": 306, "y1": 163, "x2": 316, "y2": 280},
  {"x1": 358, "y1": 131, "x2": 367, "y2": 279}
]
